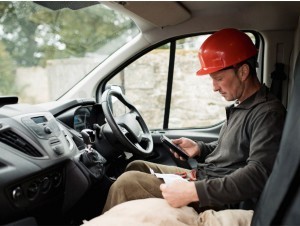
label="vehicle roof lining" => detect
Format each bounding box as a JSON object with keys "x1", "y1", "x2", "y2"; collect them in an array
[
  {"x1": 114, "y1": 1, "x2": 191, "y2": 28},
  {"x1": 112, "y1": 1, "x2": 300, "y2": 32}
]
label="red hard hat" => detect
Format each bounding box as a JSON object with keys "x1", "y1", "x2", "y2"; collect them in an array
[{"x1": 196, "y1": 28, "x2": 258, "y2": 76}]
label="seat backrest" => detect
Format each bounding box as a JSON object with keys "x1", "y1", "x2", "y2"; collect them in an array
[{"x1": 251, "y1": 52, "x2": 300, "y2": 225}]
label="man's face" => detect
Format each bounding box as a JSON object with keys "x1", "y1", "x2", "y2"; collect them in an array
[{"x1": 209, "y1": 67, "x2": 243, "y2": 102}]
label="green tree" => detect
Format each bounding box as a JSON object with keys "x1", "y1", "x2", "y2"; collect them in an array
[
  {"x1": 0, "y1": 1, "x2": 138, "y2": 101},
  {"x1": 0, "y1": 1, "x2": 137, "y2": 67},
  {"x1": 0, "y1": 41, "x2": 18, "y2": 95},
  {"x1": 0, "y1": 2, "x2": 40, "y2": 66}
]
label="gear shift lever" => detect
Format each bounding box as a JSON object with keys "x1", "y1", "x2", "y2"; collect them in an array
[
  {"x1": 81, "y1": 129, "x2": 95, "y2": 150},
  {"x1": 80, "y1": 129, "x2": 106, "y2": 179}
]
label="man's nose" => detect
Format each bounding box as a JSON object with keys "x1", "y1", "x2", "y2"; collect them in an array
[{"x1": 212, "y1": 80, "x2": 219, "y2": 92}]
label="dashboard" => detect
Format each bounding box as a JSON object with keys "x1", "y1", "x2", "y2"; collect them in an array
[
  {"x1": 0, "y1": 102, "x2": 88, "y2": 224},
  {"x1": 0, "y1": 97, "x2": 130, "y2": 224}
]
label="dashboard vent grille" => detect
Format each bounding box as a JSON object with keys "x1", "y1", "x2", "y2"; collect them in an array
[
  {"x1": 0, "y1": 161, "x2": 6, "y2": 168},
  {"x1": 0, "y1": 130, "x2": 43, "y2": 157}
]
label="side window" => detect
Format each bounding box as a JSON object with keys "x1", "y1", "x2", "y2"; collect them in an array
[
  {"x1": 108, "y1": 45, "x2": 169, "y2": 129},
  {"x1": 170, "y1": 36, "x2": 230, "y2": 128},
  {"x1": 108, "y1": 32, "x2": 259, "y2": 129}
]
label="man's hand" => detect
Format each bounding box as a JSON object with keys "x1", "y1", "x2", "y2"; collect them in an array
[
  {"x1": 160, "y1": 180, "x2": 199, "y2": 208},
  {"x1": 171, "y1": 137, "x2": 200, "y2": 159}
]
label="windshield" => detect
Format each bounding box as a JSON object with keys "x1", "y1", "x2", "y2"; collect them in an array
[{"x1": 0, "y1": 1, "x2": 139, "y2": 104}]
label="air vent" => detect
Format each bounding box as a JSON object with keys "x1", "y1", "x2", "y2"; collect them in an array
[
  {"x1": 0, "y1": 130, "x2": 43, "y2": 157},
  {"x1": 0, "y1": 161, "x2": 6, "y2": 168}
]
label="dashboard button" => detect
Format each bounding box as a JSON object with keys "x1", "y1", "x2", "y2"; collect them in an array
[
  {"x1": 40, "y1": 177, "x2": 51, "y2": 193},
  {"x1": 12, "y1": 187, "x2": 23, "y2": 201}
]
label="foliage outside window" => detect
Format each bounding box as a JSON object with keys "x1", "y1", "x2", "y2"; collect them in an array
[{"x1": 0, "y1": 1, "x2": 139, "y2": 103}]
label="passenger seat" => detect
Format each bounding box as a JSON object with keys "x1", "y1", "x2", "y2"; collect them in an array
[{"x1": 251, "y1": 52, "x2": 300, "y2": 225}]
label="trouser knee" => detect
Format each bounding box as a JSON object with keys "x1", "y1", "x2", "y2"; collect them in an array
[
  {"x1": 125, "y1": 160, "x2": 151, "y2": 172},
  {"x1": 110, "y1": 170, "x2": 163, "y2": 197},
  {"x1": 111, "y1": 170, "x2": 139, "y2": 190}
]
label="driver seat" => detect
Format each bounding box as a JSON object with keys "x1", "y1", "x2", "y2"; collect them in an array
[{"x1": 250, "y1": 51, "x2": 300, "y2": 225}]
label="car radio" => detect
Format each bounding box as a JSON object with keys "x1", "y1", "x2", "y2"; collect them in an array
[{"x1": 21, "y1": 113, "x2": 61, "y2": 139}]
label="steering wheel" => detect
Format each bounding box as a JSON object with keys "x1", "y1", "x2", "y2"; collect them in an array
[{"x1": 100, "y1": 89, "x2": 153, "y2": 157}]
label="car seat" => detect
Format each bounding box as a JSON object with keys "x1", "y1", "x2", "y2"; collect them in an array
[{"x1": 251, "y1": 52, "x2": 300, "y2": 225}]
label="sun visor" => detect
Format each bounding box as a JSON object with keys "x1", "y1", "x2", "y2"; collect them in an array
[{"x1": 118, "y1": 1, "x2": 191, "y2": 27}]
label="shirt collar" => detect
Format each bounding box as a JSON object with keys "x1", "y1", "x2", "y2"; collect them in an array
[{"x1": 234, "y1": 84, "x2": 268, "y2": 110}]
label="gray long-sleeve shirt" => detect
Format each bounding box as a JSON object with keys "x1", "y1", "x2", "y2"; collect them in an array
[{"x1": 194, "y1": 85, "x2": 286, "y2": 208}]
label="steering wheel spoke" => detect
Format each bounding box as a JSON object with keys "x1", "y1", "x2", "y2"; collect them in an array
[
  {"x1": 133, "y1": 142, "x2": 143, "y2": 150},
  {"x1": 119, "y1": 125, "x2": 129, "y2": 135},
  {"x1": 141, "y1": 132, "x2": 151, "y2": 142}
]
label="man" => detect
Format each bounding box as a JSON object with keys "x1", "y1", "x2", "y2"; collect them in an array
[{"x1": 102, "y1": 28, "x2": 286, "y2": 213}]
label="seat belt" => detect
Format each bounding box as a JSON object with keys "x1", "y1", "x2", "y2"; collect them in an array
[
  {"x1": 270, "y1": 43, "x2": 287, "y2": 101},
  {"x1": 270, "y1": 62, "x2": 287, "y2": 101}
]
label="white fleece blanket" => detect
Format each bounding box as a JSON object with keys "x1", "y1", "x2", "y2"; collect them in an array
[{"x1": 82, "y1": 198, "x2": 253, "y2": 226}]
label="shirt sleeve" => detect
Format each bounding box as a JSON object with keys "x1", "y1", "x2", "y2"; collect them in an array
[
  {"x1": 195, "y1": 109, "x2": 286, "y2": 207},
  {"x1": 194, "y1": 140, "x2": 218, "y2": 163}
]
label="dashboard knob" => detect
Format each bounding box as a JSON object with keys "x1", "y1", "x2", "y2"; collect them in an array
[
  {"x1": 40, "y1": 177, "x2": 51, "y2": 193},
  {"x1": 12, "y1": 187, "x2": 23, "y2": 200},
  {"x1": 44, "y1": 126, "x2": 52, "y2": 134}
]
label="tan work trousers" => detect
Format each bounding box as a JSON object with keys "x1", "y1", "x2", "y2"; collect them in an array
[{"x1": 102, "y1": 160, "x2": 191, "y2": 213}]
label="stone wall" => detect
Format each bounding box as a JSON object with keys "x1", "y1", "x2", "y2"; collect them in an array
[
  {"x1": 16, "y1": 58, "x2": 99, "y2": 103},
  {"x1": 111, "y1": 49, "x2": 229, "y2": 128}
]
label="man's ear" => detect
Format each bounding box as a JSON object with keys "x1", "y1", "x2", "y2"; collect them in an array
[{"x1": 239, "y1": 64, "x2": 250, "y2": 81}]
